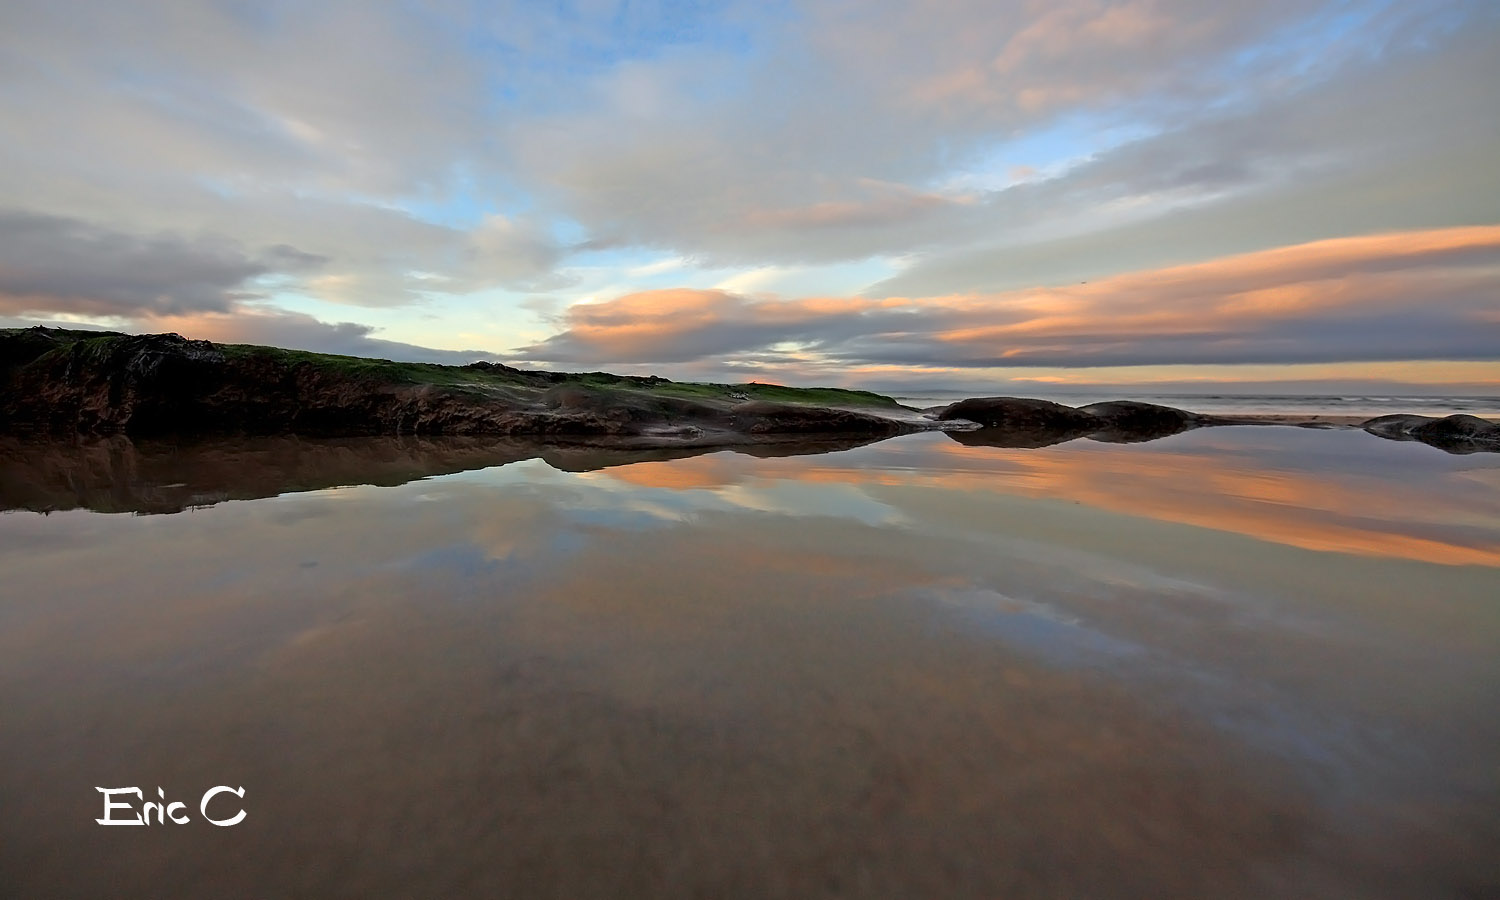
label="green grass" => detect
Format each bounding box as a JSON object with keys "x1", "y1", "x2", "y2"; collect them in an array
[
  {"x1": 220, "y1": 344, "x2": 530, "y2": 386},
  {"x1": 217, "y1": 343, "x2": 902, "y2": 407},
  {"x1": 646, "y1": 380, "x2": 903, "y2": 408}
]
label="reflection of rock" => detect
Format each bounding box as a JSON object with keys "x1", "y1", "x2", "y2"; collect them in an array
[
  {"x1": 0, "y1": 433, "x2": 891, "y2": 515},
  {"x1": 538, "y1": 434, "x2": 891, "y2": 473},
  {"x1": 946, "y1": 427, "x2": 1087, "y2": 449},
  {"x1": 1362, "y1": 414, "x2": 1500, "y2": 454}
]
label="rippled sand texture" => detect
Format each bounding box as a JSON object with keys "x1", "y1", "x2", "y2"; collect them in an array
[{"x1": 1, "y1": 428, "x2": 1497, "y2": 898}]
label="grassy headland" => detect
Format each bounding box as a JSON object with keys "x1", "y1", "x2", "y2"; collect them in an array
[{"x1": 0, "y1": 327, "x2": 910, "y2": 440}]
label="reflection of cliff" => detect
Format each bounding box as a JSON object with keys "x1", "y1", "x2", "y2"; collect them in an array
[{"x1": 0, "y1": 434, "x2": 892, "y2": 515}]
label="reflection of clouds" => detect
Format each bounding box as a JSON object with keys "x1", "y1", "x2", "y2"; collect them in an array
[
  {"x1": 910, "y1": 438, "x2": 1500, "y2": 567},
  {"x1": 464, "y1": 495, "x2": 568, "y2": 562},
  {"x1": 586, "y1": 457, "x2": 907, "y2": 526},
  {"x1": 1457, "y1": 469, "x2": 1500, "y2": 492},
  {"x1": 5, "y1": 431, "x2": 1494, "y2": 679},
  {"x1": 715, "y1": 482, "x2": 905, "y2": 526},
  {"x1": 7, "y1": 431, "x2": 1500, "y2": 896},
  {"x1": 916, "y1": 585, "x2": 1146, "y2": 668},
  {"x1": 599, "y1": 456, "x2": 745, "y2": 491},
  {"x1": 591, "y1": 432, "x2": 1500, "y2": 567}
]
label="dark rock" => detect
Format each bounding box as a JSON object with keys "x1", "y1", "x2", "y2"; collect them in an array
[
  {"x1": 1413, "y1": 414, "x2": 1500, "y2": 443},
  {"x1": 728, "y1": 400, "x2": 909, "y2": 436},
  {"x1": 1361, "y1": 414, "x2": 1432, "y2": 441},
  {"x1": 934, "y1": 397, "x2": 1102, "y2": 447},
  {"x1": 935, "y1": 397, "x2": 1206, "y2": 448},
  {"x1": 936, "y1": 397, "x2": 1101, "y2": 430}
]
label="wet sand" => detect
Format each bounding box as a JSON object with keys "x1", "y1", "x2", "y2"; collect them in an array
[{"x1": 1, "y1": 429, "x2": 1497, "y2": 898}]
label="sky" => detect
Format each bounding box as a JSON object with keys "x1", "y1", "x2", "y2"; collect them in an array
[{"x1": 1, "y1": 0, "x2": 1497, "y2": 395}]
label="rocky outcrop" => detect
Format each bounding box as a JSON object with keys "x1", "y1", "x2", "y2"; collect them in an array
[
  {"x1": 0, "y1": 328, "x2": 918, "y2": 445},
  {"x1": 937, "y1": 397, "x2": 1100, "y2": 431},
  {"x1": 936, "y1": 396, "x2": 1498, "y2": 453},
  {"x1": 937, "y1": 397, "x2": 1206, "y2": 447}
]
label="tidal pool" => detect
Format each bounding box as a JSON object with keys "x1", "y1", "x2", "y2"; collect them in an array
[{"x1": 1, "y1": 427, "x2": 1497, "y2": 898}]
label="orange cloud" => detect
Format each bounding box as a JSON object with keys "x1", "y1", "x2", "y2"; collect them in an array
[{"x1": 524, "y1": 226, "x2": 1500, "y2": 371}]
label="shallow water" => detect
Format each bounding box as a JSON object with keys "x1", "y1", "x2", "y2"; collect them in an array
[{"x1": 1, "y1": 428, "x2": 1498, "y2": 898}]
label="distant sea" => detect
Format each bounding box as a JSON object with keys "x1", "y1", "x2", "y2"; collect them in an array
[{"x1": 890, "y1": 391, "x2": 1500, "y2": 418}]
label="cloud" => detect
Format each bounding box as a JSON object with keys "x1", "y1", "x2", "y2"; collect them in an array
[
  {"x1": 0, "y1": 209, "x2": 508, "y2": 365},
  {"x1": 0, "y1": 2, "x2": 570, "y2": 309},
  {"x1": 872, "y1": 16, "x2": 1500, "y2": 297},
  {"x1": 1, "y1": 0, "x2": 1497, "y2": 379},
  {"x1": 146, "y1": 308, "x2": 504, "y2": 366},
  {"x1": 0, "y1": 209, "x2": 325, "y2": 318},
  {"x1": 0, "y1": 307, "x2": 506, "y2": 366},
  {"x1": 521, "y1": 288, "x2": 912, "y2": 364},
  {"x1": 0, "y1": 1, "x2": 490, "y2": 196},
  {"x1": 818, "y1": 0, "x2": 1300, "y2": 122},
  {"x1": 521, "y1": 227, "x2": 1500, "y2": 369},
  {"x1": 510, "y1": 0, "x2": 1498, "y2": 269}
]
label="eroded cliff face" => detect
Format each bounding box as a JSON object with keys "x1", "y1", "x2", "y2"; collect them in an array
[{"x1": 0, "y1": 328, "x2": 913, "y2": 442}]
